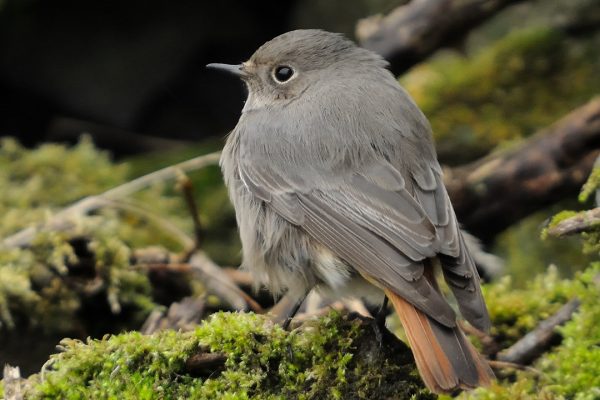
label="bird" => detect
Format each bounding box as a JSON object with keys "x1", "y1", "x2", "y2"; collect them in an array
[{"x1": 209, "y1": 29, "x2": 494, "y2": 394}]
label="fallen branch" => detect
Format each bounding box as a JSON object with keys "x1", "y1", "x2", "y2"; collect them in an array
[
  {"x1": 446, "y1": 98, "x2": 600, "y2": 242},
  {"x1": 131, "y1": 248, "x2": 263, "y2": 313},
  {"x1": 497, "y1": 298, "x2": 580, "y2": 365},
  {"x1": 546, "y1": 207, "x2": 600, "y2": 237},
  {"x1": 356, "y1": 0, "x2": 524, "y2": 75}
]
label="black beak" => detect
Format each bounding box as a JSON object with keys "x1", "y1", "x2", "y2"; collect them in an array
[{"x1": 206, "y1": 63, "x2": 245, "y2": 77}]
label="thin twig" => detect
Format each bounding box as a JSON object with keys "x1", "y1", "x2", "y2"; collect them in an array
[
  {"x1": 102, "y1": 198, "x2": 195, "y2": 249},
  {"x1": 497, "y1": 298, "x2": 580, "y2": 365},
  {"x1": 189, "y1": 252, "x2": 263, "y2": 313},
  {"x1": 176, "y1": 171, "x2": 204, "y2": 258},
  {"x1": 141, "y1": 296, "x2": 206, "y2": 334},
  {"x1": 459, "y1": 320, "x2": 500, "y2": 356},
  {"x1": 2, "y1": 151, "x2": 221, "y2": 249},
  {"x1": 488, "y1": 360, "x2": 542, "y2": 375}
]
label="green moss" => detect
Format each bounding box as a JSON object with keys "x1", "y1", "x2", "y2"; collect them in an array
[
  {"x1": 402, "y1": 28, "x2": 600, "y2": 164},
  {"x1": 460, "y1": 264, "x2": 600, "y2": 399},
  {"x1": 579, "y1": 166, "x2": 600, "y2": 203},
  {"x1": 0, "y1": 138, "x2": 207, "y2": 335},
  {"x1": 539, "y1": 210, "x2": 580, "y2": 240},
  {"x1": 10, "y1": 312, "x2": 431, "y2": 399},
  {"x1": 462, "y1": 181, "x2": 600, "y2": 399},
  {"x1": 481, "y1": 265, "x2": 575, "y2": 349}
]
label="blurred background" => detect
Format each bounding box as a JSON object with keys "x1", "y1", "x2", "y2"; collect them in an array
[
  {"x1": 1, "y1": 0, "x2": 599, "y2": 388},
  {"x1": 0, "y1": 0, "x2": 402, "y2": 153},
  {"x1": 2, "y1": 0, "x2": 598, "y2": 270}
]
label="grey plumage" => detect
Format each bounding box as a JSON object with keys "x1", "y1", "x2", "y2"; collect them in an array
[{"x1": 215, "y1": 29, "x2": 493, "y2": 392}]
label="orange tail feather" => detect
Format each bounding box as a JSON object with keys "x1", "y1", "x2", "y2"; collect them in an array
[{"x1": 385, "y1": 289, "x2": 494, "y2": 394}]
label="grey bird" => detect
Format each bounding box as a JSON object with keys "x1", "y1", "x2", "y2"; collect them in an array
[{"x1": 209, "y1": 29, "x2": 494, "y2": 394}]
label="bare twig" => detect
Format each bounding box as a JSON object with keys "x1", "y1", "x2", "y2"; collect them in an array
[
  {"x1": 459, "y1": 321, "x2": 500, "y2": 356},
  {"x1": 2, "y1": 151, "x2": 221, "y2": 249},
  {"x1": 356, "y1": 0, "x2": 525, "y2": 75},
  {"x1": 546, "y1": 207, "x2": 600, "y2": 237},
  {"x1": 177, "y1": 172, "x2": 204, "y2": 258},
  {"x1": 189, "y1": 252, "x2": 263, "y2": 313},
  {"x1": 141, "y1": 297, "x2": 206, "y2": 334},
  {"x1": 222, "y1": 267, "x2": 254, "y2": 287},
  {"x1": 102, "y1": 198, "x2": 195, "y2": 249},
  {"x1": 497, "y1": 298, "x2": 581, "y2": 365},
  {"x1": 488, "y1": 360, "x2": 541, "y2": 375}
]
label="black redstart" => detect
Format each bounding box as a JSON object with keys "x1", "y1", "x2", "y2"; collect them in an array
[{"x1": 209, "y1": 29, "x2": 493, "y2": 393}]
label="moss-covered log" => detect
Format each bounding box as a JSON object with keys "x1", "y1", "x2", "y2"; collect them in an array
[
  {"x1": 445, "y1": 98, "x2": 600, "y2": 242},
  {"x1": 1, "y1": 312, "x2": 432, "y2": 400}
]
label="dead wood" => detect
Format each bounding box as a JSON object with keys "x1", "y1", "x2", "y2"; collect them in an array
[
  {"x1": 497, "y1": 298, "x2": 580, "y2": 365},
  {"x1": 445, "y1": 98, "x2": 600, "y2": 242},
  {"x1": 357, "y1": 0, "x2": 524, "y2": 75}
]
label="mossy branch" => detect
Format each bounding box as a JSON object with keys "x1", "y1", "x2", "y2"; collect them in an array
[
  {"x1": 356, "y1": 0, "x2": 526, "y2": 75},
  {"x1": 445, "y1": 98, "x2": 600, "y2": 242},
  {"x1": 546, "y1": 207, "x2": 600, "y2": 237},
  {"x1": 497, "y1": 298, "x2": 580, "y2": 365},
  {"x1": 5, "y1": 312, "x2": 433, "y2": 400}
]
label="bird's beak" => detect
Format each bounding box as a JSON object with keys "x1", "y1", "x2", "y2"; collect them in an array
[{"x1": 206, "y1": 63, "x2": 246, "y2": 78}]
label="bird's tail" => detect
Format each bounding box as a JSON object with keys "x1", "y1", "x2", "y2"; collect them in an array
[{"x1": 384, "y1": 289, "x2": 494, "y2": 394}]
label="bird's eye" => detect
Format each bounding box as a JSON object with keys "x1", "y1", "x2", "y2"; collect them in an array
[{"x1": 273, "y1": 65, "x2": 294, "y2": 83}]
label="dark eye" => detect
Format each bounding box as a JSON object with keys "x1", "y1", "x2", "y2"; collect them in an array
[{"x1": 273, "y1": 65, "x2": 294, "y2": 83}]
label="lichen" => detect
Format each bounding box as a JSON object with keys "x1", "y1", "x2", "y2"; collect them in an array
[{"x1": 5, "y1": 312, "x2": 431, "y2": 400}]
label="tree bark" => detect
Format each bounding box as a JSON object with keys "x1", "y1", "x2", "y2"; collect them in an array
[
  {"x1": 445, "y1": 98, "x2": 600, "y2": 242},
  {"x1": 356, "y1": 0, "x2": 524, "y2": 75}
]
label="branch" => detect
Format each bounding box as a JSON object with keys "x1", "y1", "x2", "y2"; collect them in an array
[
  {"x1": 497, "y1": 298, "x2": 580, "y2": 365},
  {"x1": 189, "y1": 252, "x2": 263, "y2": 313},
  {"x1": 446, "y1": 98, "x2": 600, "y2": 242},
  {"x1": 546, "y1": 207, "x2": 600, "y2": 237},
  {"x1": 356, "y1": 0, "x2": 524, "y2": 75},
  {"x1": 1, "y1": 151, "x2": 221, "y2": 249}
]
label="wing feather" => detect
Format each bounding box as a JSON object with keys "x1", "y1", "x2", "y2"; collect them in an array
[{"x1": 238, "y1": 157, "x2": 488, "y2": 330}]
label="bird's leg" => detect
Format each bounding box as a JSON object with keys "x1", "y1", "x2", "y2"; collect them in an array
[
  {"x1": 372, "y1": 295, "x2": 389, "y2": 348},
  {"x1": 282, "y1": 292, "x2": 308, "y2": 331},
  {"x1": 375, "y1": 295, "x2": 389, "y2": 329}
]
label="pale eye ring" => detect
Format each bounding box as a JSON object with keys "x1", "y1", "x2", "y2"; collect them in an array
[{"x1": 273, "y1": 65, "x2": 294, "y2": 83}]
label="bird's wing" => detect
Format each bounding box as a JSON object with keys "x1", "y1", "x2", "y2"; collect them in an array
[
  {"x1": 408, "y1": 160, "x2": 490, "y2": 332},
  {"x1": 239, "y1": 157, "x2": 467, "y2": 328}
]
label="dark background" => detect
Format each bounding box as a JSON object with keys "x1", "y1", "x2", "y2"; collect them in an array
[{"x1": 0, "y1": 0, "x2": 399, "y2": 155}]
